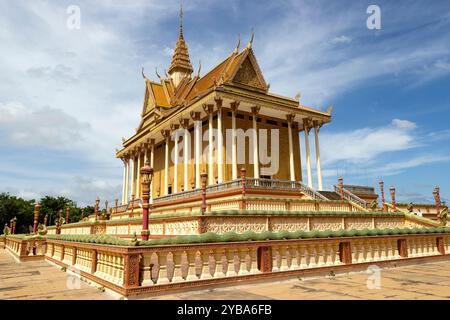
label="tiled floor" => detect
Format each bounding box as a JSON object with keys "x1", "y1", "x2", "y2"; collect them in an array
[{"x1": 1, "y1": 248, "x2": 450, "y2": 300}]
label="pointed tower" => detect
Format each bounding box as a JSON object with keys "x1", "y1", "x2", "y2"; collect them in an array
[{"x1": 168, "y1": 3, "x2": 194, "y2": 88}]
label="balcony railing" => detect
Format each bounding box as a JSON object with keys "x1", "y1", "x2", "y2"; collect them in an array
[
  {"x1": 334, "y1": 185, "x2": 368, "y2": 209},
  {"x1": 153, "y1": 178, "x2": 327, "y2": 204}
]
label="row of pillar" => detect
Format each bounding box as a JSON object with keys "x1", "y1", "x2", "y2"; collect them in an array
[{"x1": 121, "y1": 100, "x2": 325, "y2": 204}]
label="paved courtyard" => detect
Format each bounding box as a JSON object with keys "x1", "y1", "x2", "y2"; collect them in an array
[{"x1": 1, "y1": 248, "x2": 450, "y2": 300}]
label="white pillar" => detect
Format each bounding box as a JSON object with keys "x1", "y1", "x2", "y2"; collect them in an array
[
  {"x1": 287, "y1": 115, "x2": 295, "y2": 181},
  {"x1": 121, "y1": 159, "x2": 127, "y2": 204},
  {"x1": 252, "y1": 107, "x2": 260, "y2": 179},
  {"x1": 314, "y1": 122, "x2": 323, "y2": 191},
  {"x1": 184, "y1": 127, "x2": 189, "y2": 191},
  {"x1": 304, "y1": 122, "x2": 313, "y2": 188},
  {"x1": 150, "y1": 142, "x2": 155, "y2": 203},
  {"x1": 217, "y1": 103, "x2": 223, "y2": 184},
  {"x1": 208, "y1": 110, "x2": 214, "y2": 185},
  {"x1": 231, "y1": 104, "x2": 238, "y2": 180},
  {"x1": 173, "y1": 129, "x2": 179, "y2": 194},
  {"x1": 124, "y1": 158, "x2": 130, "y2": 204},
  {"x1": 194, "y1": 116, "x2": 202, "y2": 189},
  {"x1": 130, "y1": 155, "x2": 136, "y2": 197},
  {"x1": 136, "y1": 150, "x2": 141, "y2": 199},
  {"x1": 164, "y1": 132, "x2": 169, "y2": 195}
]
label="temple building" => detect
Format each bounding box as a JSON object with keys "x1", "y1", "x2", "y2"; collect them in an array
[{"x1": 115, "y1": 14, "x2": 332, "y2": 204}]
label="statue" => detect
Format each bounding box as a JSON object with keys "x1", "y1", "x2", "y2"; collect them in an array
[
  {"x1": 100, "y1": 209, "x2": 107, "y2": 220},
  {"x1": 369, "y1": 199, "x2": 378, "y2": 211},
  {"x1": 3, "y1": 224, "x2": 11, "y2": 235},
  {"x1": 407, "y1": 202, "x2": 414, "y2": 213},
  {"x1": 438, "y1": 207, "x2": 448, "y2": 226},
  {"x1": 28, "y1": 226, "x2": 34, "y2": 234},
  {"x1": 37, "y1": 223, "x2": 47, "y2": 236}
]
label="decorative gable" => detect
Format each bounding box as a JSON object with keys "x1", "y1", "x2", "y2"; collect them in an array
[{"x1": 229, "y1": 50, "x2": 268, "y2": 91}]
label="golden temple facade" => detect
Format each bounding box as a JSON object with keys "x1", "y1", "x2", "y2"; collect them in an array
[{"x1": 116, "y1": 15, "x2": 332, "y2": 204}]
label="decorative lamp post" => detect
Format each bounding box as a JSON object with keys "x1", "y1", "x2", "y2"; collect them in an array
[
  {"x1": 241, "y1": 167, "x2": 247, "y2": 196},
  {"x1": 66, "y1": 207, "x2": 70, "y2": 224},
  {"x1": 390, "y1": 186, "x2": 396, "y2": 212},
  {"x1": 81, "y1": 208, "x2": 84, "y2": 220},
  {"x1": 12, "y1": 217, "x2": 17, "y2": 234},
  {"x1": 94, "y1": 197, "x2": 100, "y2": 220},
  {"x1": 10, "y1": 219, "x2": 13, "y2": 230},
  {"x1": 43, "y1": 214, "x2": 48, "y2": 227},
  {"x1": 433, "y1": 186, "x2": 441, "y2": 219},
  {"x1": 140, "y1": 161, "x2": 154, "y2": 241},
  {"x1": 114, "y1": 198, "x2": 118, "y2": 214},
  {"x1": 33, "y1": 202, "x2": 41, "y2": 233},
  {"x1": 379, "y1": 179, "x2": 385, "y2": 204},
  {"x1": 338, "y1": 177, "x2": 344, "y2": 201},
  {"x1": 201, "y1": 172, "x2": 208, "y2": 215}
]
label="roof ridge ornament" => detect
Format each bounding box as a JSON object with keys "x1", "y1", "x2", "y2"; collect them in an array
[
  {"x1": 155, "y1": 67, "x2": 162, "y2": 80},
  {"x1": 234, "y1": 33, "x2": 240, "y2": 54},
  {"x1": 196, "y1": 60, "x2": 201, "y2": 77},
  {"x1": 247, "y1": 29, "x2": 254, "y2": 49},
  {"x1": 141, "y1": 67, "x2": 149, "y2": 81}
]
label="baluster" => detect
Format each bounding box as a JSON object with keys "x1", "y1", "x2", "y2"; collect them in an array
[
  {"x1": 200, "y1": 250, "x2": 212, "y2": 279},
  {"x1": 171, "y1": 251, "x2": 184, "y2": 283},
  {"x1": 271, "y1": 246, "x2": 281, "y2": 272},
  {"x1": 309, "y1": 245, "x2": 318, "y2": 267},
  {"x1": 156, "y1": 252, "x2": 170, "y2": 284},
  {"x1": 249, "y1": 247, "x2": 259, "y2": 274},
  {"x1": 290, "y1": 245, "x2": 300, "y2": 270},
  {"x1": 238, "y1": 248, "x2": 250, "y2": 275},
  {"x1": 317, "y1": 244, "x2": 325, "y2": 266},
  {"x1": 185, "y1": 250, "x2": 198, "y2": 281},
  {"x1": 351, "y1": 242, "x2": 358, "y2": 263},
  {"x1": 214, "y1": 249, "x2": 226, "y2": 278},
  {"x1": 304, "y1": 245, "x2": 312, "y2": 268},
  {"x1": 279, "y1": 246, "x2": 290, "y2": 271},
  {"x1": 325, "y1": 243, "x2": 334, "y2": 266},
  {"x1": 225, "y1": 249, "x2": 237, "y2": 277},
  {"x1": 298, "y1": 245, "x2": 306, "y2": 269}
]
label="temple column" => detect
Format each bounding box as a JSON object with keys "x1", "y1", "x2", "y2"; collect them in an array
[
  {"x1": 191, "y1": 112, "x2": 202, "y2": 189},
  {"x1": 180, "y1": 119, "x2": 190, "y2": 191},
  {"x1": 130, "y1": 153, "x2": 136, "y2": 198},
  {"x1": 251, "y1": 106, "x2": 260, "y2": 179},
  {"x1": 136, "y1": 147, "x2": 141, "y2": 199},
  {"x1": 313, "y1": 120, "x2": 323, "y2": 191},
  {"x1": 303, "y1": 119, "x2": 313, "y2": 188},
  {"x1": 150, "y1": 140, "x2": 155, "y2": 203},
  {"x1": 121, "y1": 158, "x2": 127, "y2": 204},
  {"x1": 230, "y1": 101, "x2": 239, "y2": 180},
  {"x1": 215, "y1": 98, "x2": 223, "y2": 184},
  {"x1": 203, "y1": 104, "x2": 215, "y2": 185},
  {"x1": 162, "y1": 130, "x2": 170, "y2": 195},
  {"x1": 287, "y1": 114, "x2": 295, "y2": 181},
  {"x1": 171, "y1": 124, "x2": 180, "y2": 194}
]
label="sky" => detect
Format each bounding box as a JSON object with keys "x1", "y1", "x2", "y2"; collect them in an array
[{"x1": 0, "y1": 0, "x2": 449, "y2": 206}]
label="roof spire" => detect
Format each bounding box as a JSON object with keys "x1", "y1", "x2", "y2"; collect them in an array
[{"x1": 179, "y1": 0, "x2": 183, "y2": 36}]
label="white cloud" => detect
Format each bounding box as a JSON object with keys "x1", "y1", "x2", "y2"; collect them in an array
[
  {"x1": 0, "y1": 101, "x2": 90, "y2": 149},
  {"x1": 320, "y1": 119, "x2": 420, "y2": 164},
  {"x1": 331, "y1": 35, "x2": 352, "y2": 45}
]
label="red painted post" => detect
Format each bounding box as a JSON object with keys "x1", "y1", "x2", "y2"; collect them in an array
[
  {"x1": 33, "y1": 203, "x2": 41, "y2": 233},
  {"x1": 338, "y1": 176, "x2": 344, "y2": 201},
  {"x1": 201, "y1": 172, "x2": 208, "y2": 214},
  {"x1": 390, "y1": 186, "x2": 396, "y2": 212},
  {"x1": 140, "y1": 161, "x2": 153, "y2": 241}
]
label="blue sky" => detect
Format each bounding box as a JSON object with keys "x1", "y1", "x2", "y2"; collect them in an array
[{"x1": 0, "y1": 0, "x2": 449, "y2": 206}]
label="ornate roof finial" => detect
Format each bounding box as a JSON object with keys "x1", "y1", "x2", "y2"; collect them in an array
[
  {"x1": 179, "y1": 0, "x2": 184, "y2": 36},
  {"x1": 196, "y1": 60, "x2": 202, "y2": 77},
  {"x1": 155, "y1": 67, "x2": 162, "y2": 80},
  {"x1": 141, "y1": 67, "x2": 149, "y2": 80},
  {"x1": 234, "y1": 33, "x2": 240, "y2": 54},
  {"x1": 247, "y1": 28, "x2": 254, "y2": 49}
]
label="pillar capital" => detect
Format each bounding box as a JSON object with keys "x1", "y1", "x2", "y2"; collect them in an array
[
  {"x1": 202, "y1": 103, "x2": 214, "y2": 115},
  {"x1": 230, "y1": 101, "x2": 240, "y2": 112},
  {"x1": 303, "y1": 118, "x2": 313, "y2": 131},
  {"x1": 161, "y1": 129, "x2": 170, "y2": 139},
  {"x1": 170, "y1": 123, "x2": 180, "y2": 132},
  {"x1": 190, "y1": 111, "x2": 201, "y2": 121},
  {"x1": 179, "y1": 118, "x2": 189, "y2": 129},
  {"x1": 251, "y1": 106, "x2": 260, "y2": 115},
  {"x1": 286, "y1": 113, "x2": 295, "y2": 124},
  {"x1": 214, "y1": 97, "x2": 223, "y2": 109}
]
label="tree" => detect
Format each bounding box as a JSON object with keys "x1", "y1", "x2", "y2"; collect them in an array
[{"x1": 0, "y1": 193, "x2": 35, "y2": 234}]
